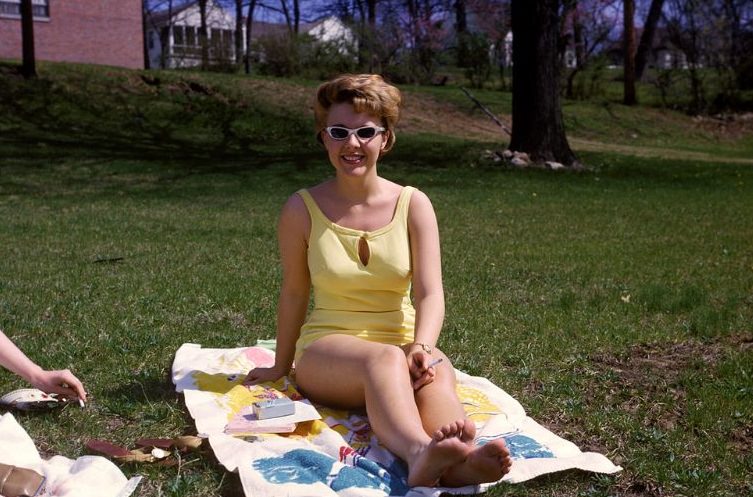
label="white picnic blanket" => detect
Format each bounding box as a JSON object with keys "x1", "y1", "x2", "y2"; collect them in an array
[
  {"x1": 172, "y1": 342, "x2": 621, "y2": 497},
  {"x1": 0, "y1": 412, "x2": 141, "y2": 497}
]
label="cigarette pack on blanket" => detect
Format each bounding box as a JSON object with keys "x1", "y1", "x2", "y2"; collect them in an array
[
  {"x1": 221, "y1": 384, "x2": 322, "y2": 436},
  {"x1": 252, "y1": 396, "x2": 295, "y2": 419}
]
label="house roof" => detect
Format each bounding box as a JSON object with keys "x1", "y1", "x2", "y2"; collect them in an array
[
  {"x1": 246, "y1": 20, "x2": 288, "y2": 38},
  {"x1": 243, "y1": 16, "x2": 346, "y2": 39},
  {"x1": 149, "y1": 0, "x2": 197, "y2": 26}
]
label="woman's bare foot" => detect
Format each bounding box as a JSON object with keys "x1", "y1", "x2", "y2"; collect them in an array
[
  {"x1": 407, "y1": 420, "x2": 472, "y2": 487},
  {"x1": 456, "y1": 417, "x2": 476, "y2": 444},
  {"x1": 439, "y1": 438, "x2": 512, "y2": 487}
]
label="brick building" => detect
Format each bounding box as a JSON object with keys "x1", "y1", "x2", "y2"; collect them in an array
[{"x1": 0, "y1": 0, "x2": 144, "y2": 69}]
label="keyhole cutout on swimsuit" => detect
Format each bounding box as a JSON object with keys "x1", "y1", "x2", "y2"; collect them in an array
[{"x1": 358, "y1": 236, "x2": 370, "y2": 266}]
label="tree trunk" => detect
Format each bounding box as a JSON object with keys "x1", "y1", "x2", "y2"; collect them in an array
[
  {"x1": 635, "y1": 0, "x2": 665, "y2": 80},
  {"x1": 235, "y1": 0, "x2": 243, "y2": 65},
  {"x1": 367, "y1": 0, "x2": 377, "y2": 72},
  {"x1": 509, "y1": 0, "x2": 577, "y2": 167},
  {"x1": 20, "y1": 0, "x2": 36, "y2": 79},
  {"x1": 623, "y1": 0, "x2": 637, "y2": 105},
  {"x1": 406, "y1": 0, "x2": 418, "y2": 47},
  {"x1": 293, "y1": 0, "x2": 300, "y2": 35},
  {"x1": 367, "y1": 0, "x2": 376, "y2": 25},
  {"x1": 198, "y1": 0, "x2": 209, "y2": 70},
  {"x1": 160, "y1": 0, "x2": 174, "y2": 69},
  {"x1": 280, "y1": 0, "x2": 292, "y2": 34},
  {"x1": 244, "y1": 0, "x2": 257, "y2": 74},
  {"x1": 455, "y1": 0, "x2": 468, "y2": 66},
  {"x1": 142, "y1": 0, "x2": 150, "y2": 69}
]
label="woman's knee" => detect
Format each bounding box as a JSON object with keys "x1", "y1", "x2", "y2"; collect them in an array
[{"x1": 365, "y1": 344, "x2": 408, "y2": 373}]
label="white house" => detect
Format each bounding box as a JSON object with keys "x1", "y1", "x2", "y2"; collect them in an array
[
  {"x1": 301, "y1": 16, "x2": 355, "y2": 54},
  {"x1": 147, "y1": 0, "x2": 236, "y2": 69},
  {"x1": 501, "y1": 31, "x2": 577, "y2": 69},
  {"x1": 147, "y1": 0, "x2": 355, "y2": 69}
]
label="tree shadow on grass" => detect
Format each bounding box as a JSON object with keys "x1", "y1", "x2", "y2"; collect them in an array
[
  {"x1": 0, "y1": 132, "x2": 326, "y2": 199},
  {"x1": 0, "y1": 133, "x2": 323, "y2": 171},
  {"x1": 100, "y1": 375, "x2": 174, "y2": 402},
  {"x1": 1, "y1": 61, "x2": 322, "y2": 175}
]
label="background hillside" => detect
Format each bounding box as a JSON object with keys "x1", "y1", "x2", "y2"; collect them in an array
[{"x1": 2, "y1": 61, "x2": 752, "y2": 167}]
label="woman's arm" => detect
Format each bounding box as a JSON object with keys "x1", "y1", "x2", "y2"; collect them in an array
[
  {"x1": 0, "y1": 329, "x2": 87, "y2": 401},
  {"x1": 245, "y1": 194, "x2": 311, "y2": 384},
  {"x1": 406, "y1": 190, "x2": 445, "y2": 389}
]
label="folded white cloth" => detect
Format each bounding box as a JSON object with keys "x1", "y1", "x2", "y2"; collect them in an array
[{"x1": 0, "y1": 412, "x2": 141, "y2": 497}]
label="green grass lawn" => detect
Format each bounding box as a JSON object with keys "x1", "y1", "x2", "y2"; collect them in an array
[{"x1": 1, "y1": 62, "x2": 752, "y2": 497}]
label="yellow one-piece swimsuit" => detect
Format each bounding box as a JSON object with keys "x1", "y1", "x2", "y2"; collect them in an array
[{"x1": 294, "y1": 186, "x2": 417, "y2": 361}]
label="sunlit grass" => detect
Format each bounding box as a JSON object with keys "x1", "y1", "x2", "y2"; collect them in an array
[{"x1": 1, "y1": 62, "x2": 752, "y2": 496}]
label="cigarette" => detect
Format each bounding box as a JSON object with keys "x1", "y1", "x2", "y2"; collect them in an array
[
  {"x1": 78, "y1": 398, "x2": 85, "y2": 408},
  {"x1": 427, "y1": 357, "x2": 443, "y2": 368}
]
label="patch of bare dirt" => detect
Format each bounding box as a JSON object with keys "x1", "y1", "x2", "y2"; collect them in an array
[
  {"x1": 590, "y1": 333, "x2": 752, "y2": 391},
  {"x1": 104, "y1": 415, "x2": 129, "y2": 433},
  {"x1": 617, "y1": 477, "x2": 665, "y2": 497},
  {"x1": 35, "y1": 439, "x2": 59, "y2": 459},
  {"x1": 400, "y1": 92, "x2": 506, "y2": 141},
  {"x1": 730, "y1": 424, "x2": 753, "y2": 454},
  {"x1": 692, "y1": 113, "x2": 753, "y2": 141},
  {"x1": 237, "y1": 78, "x2": 312, "y2": 113},
  {"x1": 532, "y1": 333, "x2": 751, "y2": 485},
  {"x1": 587, "y1": 333, "x2": 753, "y2": 445}
]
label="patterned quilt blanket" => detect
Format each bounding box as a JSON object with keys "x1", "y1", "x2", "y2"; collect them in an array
[{"x1": 172, "y1": 343, "x2": 621, "y2": 497}]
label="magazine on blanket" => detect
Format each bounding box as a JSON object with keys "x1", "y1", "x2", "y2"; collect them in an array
[{"x1": 223, "y1": 386, "x2": 321, "y2": 436}]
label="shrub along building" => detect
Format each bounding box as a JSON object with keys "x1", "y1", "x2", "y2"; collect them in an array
[{"x1": 0, "y1": 0, "x2": 144, "y2": 69}]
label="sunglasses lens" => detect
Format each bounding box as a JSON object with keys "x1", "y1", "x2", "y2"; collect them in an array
[
  {"x1": 356, "y1": 127, "x2": 377, "y2": 139},
  {"x1": 328, "y1": 127, "x2": 350, "y2": 139}
]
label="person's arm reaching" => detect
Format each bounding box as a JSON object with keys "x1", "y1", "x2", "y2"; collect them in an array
[{"x1": 0, "y1": 329, "x2": 87, "y2": 401}]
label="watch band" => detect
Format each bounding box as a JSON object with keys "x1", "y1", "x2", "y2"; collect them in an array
[{"x1": 412, "y1": 342, "x2": 433, "y2": 354}]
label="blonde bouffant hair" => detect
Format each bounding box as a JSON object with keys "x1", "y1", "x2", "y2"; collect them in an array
[{"x1": 314, "y1": 74, "x2": 401, "y2": 154}]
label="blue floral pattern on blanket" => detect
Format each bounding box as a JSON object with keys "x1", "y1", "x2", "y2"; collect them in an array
[
  {"x1": 253, "y1": 449, "x2": 410, "y2": 495},
  {"x1": 480, "y1": 433, "x2": 554, "y2": 460}
]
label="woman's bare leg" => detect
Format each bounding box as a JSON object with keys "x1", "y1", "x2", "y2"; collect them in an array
[
  {"x1": 410, "y1": 347, "x2": 469, "y2": 434},
  {"x1": 412, "y1": 347, "x2": 513, "y2": 486},
  {"x1": 295, "y1": 335, "x2": 470, "y2": 486}
]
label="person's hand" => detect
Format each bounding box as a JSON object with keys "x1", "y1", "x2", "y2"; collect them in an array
[
  {"x1": 243, "y1": 365, "x2": 287, "y2": 386},
  {"x1": 29, "y1": 369, "x2": 87, "y2": 402},
  {"x1": 406, "y1": 349, "x2": 437, "y2": 390}
]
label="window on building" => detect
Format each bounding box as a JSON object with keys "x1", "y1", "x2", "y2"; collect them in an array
[
  {"x1": 185, "y1": 26, "x2": 196, "y2": 47},
  {"x1": 210, "y1": 28, "x2": 235, "y2": 60},
  {"x1": 0, "y1": 0, "x2": 49, "y2": 19},
  {"x1": 173, "y1": 25, "x2": 185, "y2": 46},
  {"x1": 172, "y1": 25, "x2": 203, "y2": 57}
]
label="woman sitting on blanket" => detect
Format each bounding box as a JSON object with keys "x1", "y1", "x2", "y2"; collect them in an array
[{"x1": 245, "y1": 74, "x2": 512, "y2": 487}]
